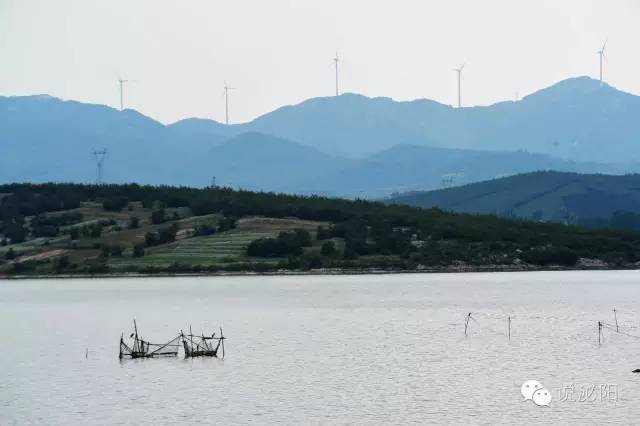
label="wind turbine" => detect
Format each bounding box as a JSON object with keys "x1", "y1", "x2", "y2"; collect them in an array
[
  {"x1": 118, "y1": 77, "x2": 128, "y2": 111},
  {"x1": 597, "y1": 39, "x2": 607, "y2": 87},
  {"x1": 117, "y1": 76, "x2": 138, "y2": 111},
  {"x1": 223, "y1": 82, "x2": 235, "y2": 125},
  {"x1": 454, "y1": 62, "x2": 466, "y2": 108}
]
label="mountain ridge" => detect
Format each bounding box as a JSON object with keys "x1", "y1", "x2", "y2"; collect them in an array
[
  {"x1": 2, "y1": 76, "x2": 639, "y2": 195},
  {"x1": 387, "y1": 171, "x2": 640, "y2": 224}
]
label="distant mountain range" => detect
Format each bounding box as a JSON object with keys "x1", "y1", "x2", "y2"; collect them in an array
[
  {"x1": 1, "y1": 76, "x2": 639, "y2": 196},
  {"x1": 170, "y1": 76, "x2": 640, "y2": 162},
  {"x1": 388, "y1": 171, "x2": 640, "y2": 223}
]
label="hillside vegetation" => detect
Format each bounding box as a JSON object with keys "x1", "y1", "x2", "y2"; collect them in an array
[
  {"x1": 2, "y1": 183, "x2": 640, "y2": 276},
  {"x1": 389, "y1": 171, "x2": 640, "y2": 230}
]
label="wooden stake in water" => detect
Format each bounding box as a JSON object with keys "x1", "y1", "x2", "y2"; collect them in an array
[
  {"x1": 598, "y1": 321, "x2": 602, "y2": 345},
  {"x1": 613, "y1": 308, "x2": 619, "y2": 333},
  {"x1": 508, "y1": 316, "x2": 511, "y2": 340},
  {"x1": 464, "y1": 312, "x2": 472, "y2": 336}
]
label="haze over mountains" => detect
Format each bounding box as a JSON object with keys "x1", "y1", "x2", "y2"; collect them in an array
[
  {"x1": 388, "y1": 171, "x2": 640, "y2": 227},
  {"x1": 1, "y1": 76, "x2": 638, "y2": 197}
]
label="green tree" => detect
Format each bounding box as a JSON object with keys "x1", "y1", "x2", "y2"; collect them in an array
[
  {"x1": 5, "y1": 223, "x2": 26, "y2": 244},
  {"x1": 69, "y1": 227, "x2": 80, "y2": 240},
  {"x1": 5, "y1": 248, "x2": 17, "y2": 260},
  {"x1": 128, "y1": 216, "x2": 140, "y2": 229},
  {"x1": 151, "y1": 209, "x2": 166, "y2": 224},
  {"x1": 102, "y1": 196, "x2": 128, "y2": 212},
  {"x1": 321, "y1": 241, "x2": 336, "y2": 256},
  {"x1": 54, "y1": 256, "x2": 70, "y2": 273},
  {"x1": 294, "y1": 229, "x2": 312, "y2": 247},
  {"x1": 195, "y1": 224, "x2": 216, "y2": 236},
  {"x1": 316, "y1": 225, "x2": 331, "y2": 240},
  {"x1": 133, "y1": 243, "x2": 145, "y2": 257},
  {"x1": 90, "y1": 225, "x2": 102, "y2": 238}
]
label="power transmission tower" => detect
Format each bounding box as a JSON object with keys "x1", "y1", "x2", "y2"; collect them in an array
[{"x1": 93, "y1": 149, "x2": 107, "y2": 185}]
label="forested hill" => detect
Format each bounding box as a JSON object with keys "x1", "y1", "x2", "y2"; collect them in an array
[
  {"x1": 1, "y1": 183, "x2": 639, "y2": 276},
  {"x1": 388, "y1": 171, "x2": 640, "y2": 229}
]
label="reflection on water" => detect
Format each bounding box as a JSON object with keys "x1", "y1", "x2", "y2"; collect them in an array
[{"x1": 2, "y1": 271, "x2": 640, "y2": 424}]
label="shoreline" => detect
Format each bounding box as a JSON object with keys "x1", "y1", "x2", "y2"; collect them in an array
[{"x1": 1, "y1": 264, "x2": 636, "y2": 280}]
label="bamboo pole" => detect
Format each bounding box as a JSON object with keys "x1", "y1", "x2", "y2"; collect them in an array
[
  {"x1": 464, "y1": 312, "x2": 471, "y2": 336},
  {"x1": 598, "y1": 321, "x2": 602, "y2": 345}
]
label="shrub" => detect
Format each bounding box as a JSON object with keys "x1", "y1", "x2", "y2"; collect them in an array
[
  {"x1": 54, "y1": 256, "x2": 70, "y2": 273},
  {"x1": 128, "y1": 216, "x2": 140, "y2": 229},
  {"x1": 195, "y1": 224, "x2": 216, "y2": 236},
  {"x1": 217, "y1": 217, "x2": 237, "y2": 232},
  {"x1": 103, "y1": 196, "x2": 128, "y2": 212},
  {"x1": 151, "y1": 209, "x2": 166, "y2": 224},
  {"x1": 32, "y1": 224, "x2": 58, "y2": 238},
  {"x1": 5, "y1": 248, "x2": 17, "y2": 260},
  {"x1": 69, "y1": 227, "x2": 80, "y2": 240},
  {"x1": 89, "y1": 225, "x2": 102, "y2": 238},
  {"x1": 321, "y1": 241, "x2": 336, "y2": 256},
  {"x1": 294, "y1": 229, "x2": 312, "y2": 247},
  {"x1": 247, "y1": 238, "x2": 290, "y2": 257},
  {"x1": 145, "y1": 224, "x2": 178, "y2": 247},
  {"x1": 316, "y1": 225, "x2": 331, "y2": 240},
  {"x1": 133, "y1": 243, "x2": 145, "y2": 257},
  {"x1": 5, "y1": 223, "x2": 26, "y2": 244},
  {"x1": 522, "y1": 246, "x2": 578, "y2": 266}
]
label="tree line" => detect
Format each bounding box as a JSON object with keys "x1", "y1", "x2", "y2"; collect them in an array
[{"x1": 3, "y1": 183, "x2": 640, "y2": 271}]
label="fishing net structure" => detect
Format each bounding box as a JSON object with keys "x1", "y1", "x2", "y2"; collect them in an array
[
  {"x1": 181, "y1": 328, "x2": 225, "y2": 358},
  {"x1": 119, "y1": 321, "x2": 181, "y2": 359},
  {"x1": 119, "y1": 335, "x2": 181, "y2": 359},
  {"x1": 118, "y1": 321, "x2": 225, "y2": 359}
]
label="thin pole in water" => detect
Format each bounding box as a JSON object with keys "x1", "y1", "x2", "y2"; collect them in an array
[
  {"x1": 464, "y1": 312, "x2": 472, "y2": 336},
  {"x1": 598, "y1": 321, "x2": 602, "y2": 345},
  {"x1": 508, "y1": 316, "x2": 511, "y2": 341},
  {"x1": 613, "y1": 308, "x2": 619, "y2": 333}
]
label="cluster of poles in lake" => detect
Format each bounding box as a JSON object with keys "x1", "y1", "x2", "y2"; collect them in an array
[
  {"x1": 97, "y1": 309, "x2": 639, "y2": 361},
  {"x1": 463, "y1": 308, "x2": 640, "y2": 346},
  {"x1": 118, "y1": 320, "x2": 226, "y2": 360}
]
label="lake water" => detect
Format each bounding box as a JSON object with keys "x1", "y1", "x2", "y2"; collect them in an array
[{"x1": 2, "y1": 271, "x2": 640, "y2": 424}]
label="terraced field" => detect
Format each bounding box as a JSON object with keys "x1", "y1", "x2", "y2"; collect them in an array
[{"x1": 109, "y1": 217, "x2": 326, "y2": 269}]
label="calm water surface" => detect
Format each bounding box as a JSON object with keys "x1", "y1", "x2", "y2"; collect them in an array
[{"x1": 2, "y1": 271, "x2": 640, "y2": 424}]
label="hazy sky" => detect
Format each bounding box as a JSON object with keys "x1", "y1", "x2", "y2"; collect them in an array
[{"x1": 1, "y1": 0, "x2": 639, "y2": 124}]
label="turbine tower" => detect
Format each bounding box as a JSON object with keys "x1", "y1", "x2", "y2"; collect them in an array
[
  {"x1": 92, "y1": 149, "x2": 108, "y2": 185},
  {"x1": 454, "y1": 62, "x2": 466, "y2": 108},
  {"x1": 333, "y1": 52, "x2": 340, "y2": 96},
  {"x1": 597, "y1": 39, "x2": 607, "y2": 87},
  {"x1": 224, "y1": 82, "x2": 235, "y2": 125},
  {"x1": 118, "y1": 78, "x2": 128, "y2": 111}
]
